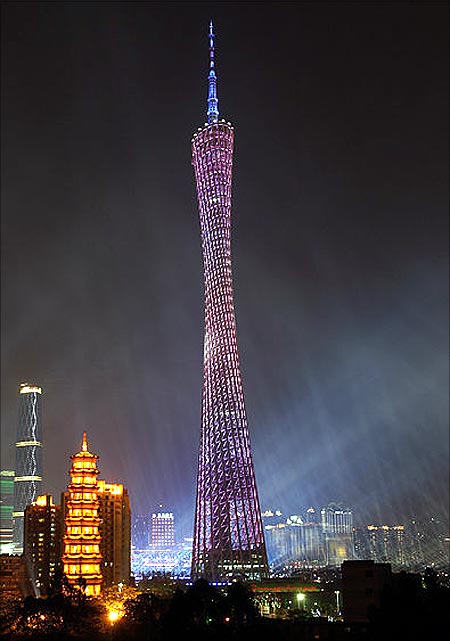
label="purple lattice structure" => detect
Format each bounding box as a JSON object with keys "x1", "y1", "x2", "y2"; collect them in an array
[{"x1": 191, "y1": 24, "x2": 268, "y2": 582}]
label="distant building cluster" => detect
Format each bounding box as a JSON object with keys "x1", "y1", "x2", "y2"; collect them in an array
[
  {"x1": 262, "y1": 506, "x2": 448, "y2": 574},
  {"x1": 263, "y1": 505, "x2": 355, "y2": 571}
]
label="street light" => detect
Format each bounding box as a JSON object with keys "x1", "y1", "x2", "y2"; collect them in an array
[
  {"x1": 108, "y1": 611, "x2": 120, "y2": 624},
  {"x1": 334, "y1": 590, "x2": 341, "y2": 615},
  {"x1": 108, "y1": 610, "x2": 121, "y2": 641},
  {"x1": 296, "y1": 592, "x2": 306, "y2": 611}
]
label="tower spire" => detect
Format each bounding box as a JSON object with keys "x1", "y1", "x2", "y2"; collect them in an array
[
  {"x1": 207, "y1": 20, "x2": 219, "y2": 124},
  {"x1": 82, "y1": 431, "x2": 88, "y2": 452}
]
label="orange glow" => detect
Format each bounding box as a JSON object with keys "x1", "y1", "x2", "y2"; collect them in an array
[
  {"x1": 97, "y1": 480, "x2": 123, "y2": 495},
  {"x1": 35, "y1": 495, "x2": 53, "y2": 506},
  {"x1": 108, "y1": 609, "x2": 123, "y2": 623},
  {"x1": 19, "y1": 383, "x2": 42, "y2": 395},
  {"x1": 62, "y1": 432, "x2": 103, "y2": 595}
]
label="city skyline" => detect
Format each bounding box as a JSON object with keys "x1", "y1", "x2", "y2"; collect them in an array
[{"x1": 1, "y1": 3, "x2": 448, "y2": 538}]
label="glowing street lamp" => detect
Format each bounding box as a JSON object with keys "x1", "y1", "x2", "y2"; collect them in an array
[
  {"x1": 108, "y1": 610, "x2": 120, "y2": 624},
  {"x1": 335, "y1": 589, "x2": 341, "y2": 615},
  {"x1": 296, "y1": 592, "x2": 306, "y2": 611},
  {"x1": 108, "y1": 609, "x2": 121, "y2": 641}
]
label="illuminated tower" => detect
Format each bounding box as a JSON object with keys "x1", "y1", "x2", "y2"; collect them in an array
[
  {"x1": 62, "y1": 433, "x2": 102, "y2": 596},
  {"x1": 12, "y1": 383, "x2": 43, "y2": 554},
  {"x1": 191, "y1": 22, "x2": 268, "y2": 581}
]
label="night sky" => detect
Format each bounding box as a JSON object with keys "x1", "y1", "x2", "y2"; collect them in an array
[{"x1": 1, "y1": 2, "x2": 448, "y2": 536}]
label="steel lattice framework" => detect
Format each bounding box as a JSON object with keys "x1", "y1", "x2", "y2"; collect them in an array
[{"x1": 191, "y1": 23, "x2": 268, "y2": 582}]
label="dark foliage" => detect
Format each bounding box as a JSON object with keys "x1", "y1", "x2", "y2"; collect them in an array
[
  {"x1": 2, "y1": 571, "x2": 449, "y2": 640},
  {"x1": 367, "y1": 568, "x2": 450, "y2": 641}
]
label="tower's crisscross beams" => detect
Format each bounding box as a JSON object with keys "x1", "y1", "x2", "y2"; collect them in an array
[{"x1": 191, "y1": 23, "x2": 268, "y2": 582}]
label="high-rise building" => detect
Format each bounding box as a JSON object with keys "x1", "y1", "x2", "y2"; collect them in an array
[
  {"x1": 191, "y1": 22, "x2": 268, "y2": 582},
  {"x1": 320, "y1": 505, "x2": 354, "y2": 534},
  {"x1": 263, "y1": 513, "x2": 325, "y2": 570},
  {"x1": 353, "y1": 524, "x2": 405, "y2": 567},
  {"x1": 321, "y1": 504, "x2": 354, "y2": 566},
  {"x1": 62, "y1": 433, "x2": 102, "y2": 596},
  {"x1": 151, "y1": 512, "x2": 175, "y2": 549},
  {"x1": 12, "y1": 383, "x2": 43, "y2": 554},
  {"x1": 342, "y1": 560, "x2": 393, "y2": 624},
  {"x1": 131, "y1": 515, "x2": 150, "y2": 549},
  {"x1": 262, "y1": 506, "x2": 357, "y2": 570},
  {"x1": 23, "y1": 494, "x2": 62, "y2": 596},
  {"x1": 97, "y1": 480, "x2": 131, "y2": 587},
  {"x1": 0, "y1": 470, "x2": 15, "y2": 553}
]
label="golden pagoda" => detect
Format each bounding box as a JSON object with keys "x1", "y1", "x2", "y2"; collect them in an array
[{"x1": 62, "y1": 432, "x2": 102, "y2": 596}]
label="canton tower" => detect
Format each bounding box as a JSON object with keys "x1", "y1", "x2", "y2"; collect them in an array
[{"x1": 191, "y1": 22, "x2": 268, "y2": 581}]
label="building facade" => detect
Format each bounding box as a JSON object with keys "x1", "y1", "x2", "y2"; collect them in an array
[
  {"x1": 131, "y1": 515, "x2": 150, "y2": 550},
  {"x1": 262, "y1": 506, "x2": 356, "y2": 570},
  {"x1": 13, "y1": 383, "x2": 43, "y2": 553},
  {"x1": 342, "y1": 560, "x2": 392, "y2": 624},
  {"x1": 0, "y1": 470, "x2": 15, "y2": 553},
  {"x1": 151, "y1": 512, "x2": 175, "y2": 549},
  {"x1": 97, "y1": 480, "x2": 131, "y2": 587},
  {"x1": 62, "y1": 433, "x2": 103, "y2": 596},
  {"x1": 321, "y1": 505, "x2": 354, "y2": 566},
  {"x1": 0, "y1": 554, "x2": 33, "y2": 598},
  {"x1": 191, "y1": 22, "x2": 268, "y2": 581},
  {"x1": 353, "y1": 524, "x2": 405, "y2": 567},
  {"x1": 23, "y1": 494, "x2": 62, "y2": 596}
]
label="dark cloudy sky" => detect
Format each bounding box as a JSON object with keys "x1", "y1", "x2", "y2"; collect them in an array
[{"x1": 1, "y1": 1, "x2": 448, "y2": 535}]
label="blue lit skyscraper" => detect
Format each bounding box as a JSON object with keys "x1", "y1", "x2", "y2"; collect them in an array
[{"x1": 12, "y1": 383, "x2": 43, "y2": 554}]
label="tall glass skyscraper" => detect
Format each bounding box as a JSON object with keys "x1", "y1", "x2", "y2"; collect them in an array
[
  {"x1": 0, "y1": 470, "x2": 15, "y2": 553},
  {"x1": 12, "y1": 383, "x2": 43, "y2": 553},
  {"x1": 191, "y1": 23, "x2": 268, "y2": 581}
]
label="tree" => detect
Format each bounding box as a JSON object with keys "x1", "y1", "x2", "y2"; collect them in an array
[{"x1": 225, "y1": 581, "x2": 259, "y2": 626}]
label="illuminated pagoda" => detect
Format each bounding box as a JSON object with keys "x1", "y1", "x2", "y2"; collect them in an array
[
  {"x1": 62, "y1": 433, "x2": 102, "y2": 596},
  {"x1": 191, "y1": 22, "x2": 269, "y2": 581}
]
